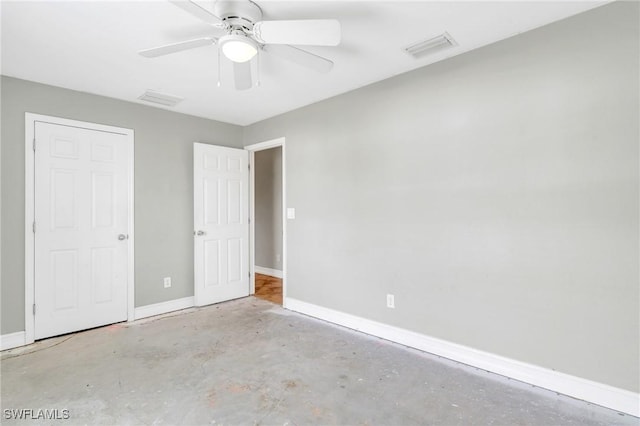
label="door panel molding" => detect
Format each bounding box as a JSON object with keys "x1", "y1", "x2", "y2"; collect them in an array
[{"x1": 25, "y1": 113, "x2": 134, "y2": 344}]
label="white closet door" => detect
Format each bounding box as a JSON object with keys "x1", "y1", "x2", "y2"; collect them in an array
[{"x1": 34, "y1": 122, "x2": 130, "y2": 339}]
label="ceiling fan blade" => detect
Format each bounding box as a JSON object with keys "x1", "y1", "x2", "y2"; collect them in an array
[
  {"x1": 139, "y1": 37, "x2": 216, "y2": 58},
  {"x1": 253, "y1": 19, "x2": 341, "y2": 46},
  {"x1": 263, "y1": 45, "x2": 334, "y2": 74},
  {"x1": 233, "y1": 61, "x2": 253, "y2": 91},
  {"x1": 169, "y1": 0, "x2": 222, "y2": 26}
]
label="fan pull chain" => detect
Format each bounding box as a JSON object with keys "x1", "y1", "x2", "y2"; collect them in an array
[
  {"x1": 256, "y1": 49, "x2": 261, "y2": 87},
  {"x1": 217, "y1": 48, "x2": 221, "y2": 88}
]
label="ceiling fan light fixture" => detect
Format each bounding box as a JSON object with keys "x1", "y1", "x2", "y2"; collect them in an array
[{"x1": 220, "y1": 34, "x2": 258, "y2": 63}]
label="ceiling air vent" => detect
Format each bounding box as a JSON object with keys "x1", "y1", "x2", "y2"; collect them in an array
[
  {"x1": 138, "y1": 90, "x2": 184, "y2": 107},
  {"x1": 404, "y1": 32, "x2": 457, "y2": 59}
]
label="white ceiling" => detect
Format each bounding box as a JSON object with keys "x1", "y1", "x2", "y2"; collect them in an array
[{"x1": 1, "y1": 0, "x2": 606, "y2": 126}]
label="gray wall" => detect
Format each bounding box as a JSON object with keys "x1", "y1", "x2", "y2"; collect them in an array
[
  {"x1": 0, "y1": 76, "x2": 243, "y2": 334},
  {"x1": 244, "y1": 2, "x2": 639, "y2": 393},
  {"x1": 0, "y1": 77, "x2": 3, "y2": 336},
  {"x1": 254, "y1": 147, "x2": 283, "y2": 271}
]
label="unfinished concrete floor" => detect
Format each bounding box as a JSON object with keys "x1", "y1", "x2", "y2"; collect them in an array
[{"x1": 1, "y1": 297, "x2": 637, "y2": 425}]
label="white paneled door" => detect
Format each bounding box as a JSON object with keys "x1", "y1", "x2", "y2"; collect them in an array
[
  {"x1": 34, "y1": 121, "x2": 131, "y2": 340},
  {"x1": 194, "y1": 143, "x2": 249, "y2": 306}
]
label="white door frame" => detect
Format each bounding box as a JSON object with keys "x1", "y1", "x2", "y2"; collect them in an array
[
  {"x1": 24, "y1": 113, "x2": 135, "y2": 344},
  {"x1": 245, "y1": 137, "x2": 287, "y2": 307}
]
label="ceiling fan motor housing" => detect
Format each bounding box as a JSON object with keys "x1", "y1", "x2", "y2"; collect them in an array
[{"x1": 214, "y1": 1, "x2": 263, "y2": 32}]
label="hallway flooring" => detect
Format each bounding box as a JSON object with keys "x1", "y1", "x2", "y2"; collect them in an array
[{"x1": 255, "y1": 273, "x2": 282, "y2": 305}]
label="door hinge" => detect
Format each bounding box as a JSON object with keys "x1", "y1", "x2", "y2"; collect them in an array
[
  {"x1": 33, "y1": 304, "x2": 36, "y2": 315},
  {"x1": 32, "y1": 138, "x2": 36, "y2": 151},
  {"x1": 32, "y1": 222, "x2": 36, "y2": 233},
  {"x1": 248, "y1": 217, "x2": 251, "y2": 224}
]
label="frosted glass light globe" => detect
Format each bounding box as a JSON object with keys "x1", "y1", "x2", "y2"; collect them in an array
[{"x1": 220, "y1": 35, "x2": 257, "y2": 63}]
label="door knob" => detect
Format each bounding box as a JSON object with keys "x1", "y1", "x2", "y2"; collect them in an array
[
  {"x1": 196, "y1": 230, "x2": 206, "y2": 236},
  {"x1": 118, "y1": 234, "x2": 128, "y2": 241}
]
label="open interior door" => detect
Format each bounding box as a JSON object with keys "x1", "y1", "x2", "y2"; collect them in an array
[{"x1": 194, "y1": 143, "x2": 249, "y2": 306}]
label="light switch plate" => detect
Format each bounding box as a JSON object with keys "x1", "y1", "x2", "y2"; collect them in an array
[
  {"x1": 386, "y1": 294, "x2": 395, "y2": 309},
  {"x1": 287, "y1": 208, "x2": 296, "y2": 219}
]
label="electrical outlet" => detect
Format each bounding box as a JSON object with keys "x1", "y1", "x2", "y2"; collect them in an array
[
  {"x1": 386, "y1": 294, "x2": 395, "y2": 309},
  {"x1": 163, "y1": 277, "x2": 172, "y2": 288},
  {"x1": 276, "y1": 254, "x2": 281, "y2": 263}
]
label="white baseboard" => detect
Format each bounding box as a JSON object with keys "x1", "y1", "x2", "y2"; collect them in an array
[
  {"x1": 134, "y1": 296, "x2": 195, "y2": 321},
  {"x1": 285, "y1": 297, "x2": 639, "y2": 417},
  {"x1": 254, "y1": 266, "x2": 283, "y2": 279},
  {"x1": 1, "y1": 331, "x2": 26, "y2": 351}
]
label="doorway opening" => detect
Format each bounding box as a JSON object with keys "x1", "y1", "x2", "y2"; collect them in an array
[{"x1": 246, "y1": 138, "x2": 286, "y2": 307}]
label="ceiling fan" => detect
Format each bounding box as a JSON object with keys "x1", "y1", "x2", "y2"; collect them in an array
[{"x1": 139, "y1": 0, "x2": 341, "y2": 90}]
